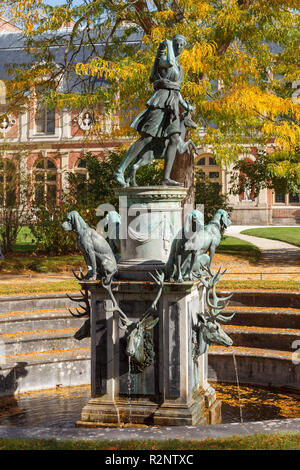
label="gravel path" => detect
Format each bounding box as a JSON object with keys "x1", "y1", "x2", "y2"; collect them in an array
[{"x1": 227, "y1": 225, "x2": 300, "y2": 251}]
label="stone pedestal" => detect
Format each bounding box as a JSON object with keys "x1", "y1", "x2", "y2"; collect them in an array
[
  {"x1": 76, "y1": 280, "x2": 221, "y2": 428},
  {"x1": 76, "y1": 185, "x2": 222, "y2": 427},
  {"x1": 115, "y1": 186, "x2": 187, "y2": 280}
]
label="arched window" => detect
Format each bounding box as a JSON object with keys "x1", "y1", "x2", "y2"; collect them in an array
[
  {"x1": 70, "y1": 158, "x2": 89, "y2": 202},
  {"x1": 196, "y1": 157, "x2": 206, "y2": 166},
  {"x1": 0, "y1": 158, "x2": 17, "y2": 206},
  {"x1": 33, "y1": 158, "x2": 57, "y2": 206},
  {"x1": 75, "y1": 158, "x2": 88, "y2": 181}
]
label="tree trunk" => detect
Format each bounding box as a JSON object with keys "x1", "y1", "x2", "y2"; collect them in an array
[
  {"x1": 170, "y1": 141, "x2": 195, "y2": 210},
  {"x1": 171, "y1": 152, "x2": 194, "y2": 204}
]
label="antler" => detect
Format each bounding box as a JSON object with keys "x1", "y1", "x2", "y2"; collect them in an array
[
  {"x1": 102, "y1": 278, "x2": 132, "y2": 329},
  {"x1": 196, "y1": 265, "x2": 234, "y2": 323},
  {"x1": 139, "y1": 270, "x2": 164, "y2": 325},
  {"x1": 101, "y1": 271, "x2": 164, "y2": 329},
  {"x1": 71, "y1": 268, "x2": 85, "y2": 281},
  {"x1": 67, "y1": 288, "x2": 90, "y2": 318}
]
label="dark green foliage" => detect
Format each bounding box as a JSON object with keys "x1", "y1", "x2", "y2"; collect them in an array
[
  {"x1": 135, "y1": 160, "x2": 164, "y2": 187},
  {"x1": 229, "y1": 150, "x2": 272, "y2": 199},
  {"x1": 67, "y1": 150, "x2": 163, "y2": 211},
  {"x1": 67, "y1": 151, "x2": 124, "y2": 211},
  {"x1": 0, "y1": 154, "x2": 31, "y2": 254},
  {"x1": 29, "y1": 202, "x2": 79, "y2": 255},
  {"x1": 229, "y1": 149, "x2": 300, "y2": 198},
  {"x1": 194, "y1": 170, "x2": 232, "y2": 223},
  {"x1": 29, "y1": 150, "x2": 163, "y2": 255}
]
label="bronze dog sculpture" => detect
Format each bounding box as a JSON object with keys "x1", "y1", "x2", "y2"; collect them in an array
[
  {"x1": 165, "y1": 209, "x2": 204, "y2": 283},
  {"x1": 185, "y1": 209, "x2": 232, "y2": 275},
  {"x1": 61, "y1": 210, "x2": 117, "y2": 282}
]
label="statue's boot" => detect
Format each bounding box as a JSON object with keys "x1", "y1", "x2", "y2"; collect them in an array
[{"x1": 162, "y1": 177, "x2": 184, "y2": 187}]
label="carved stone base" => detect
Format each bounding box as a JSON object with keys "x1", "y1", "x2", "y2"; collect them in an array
[
  {"x1": 117, "y1": 259, "x2": 166, "y2": 281},
  {"x1": 76, "y1": 387, "x2": 222, "y2": 428},
  {"x1": 115, "y1": 186, "x2": 188, "y2": 281}
]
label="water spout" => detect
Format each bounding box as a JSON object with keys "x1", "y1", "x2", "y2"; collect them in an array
[
  {"x1": 231, "y1": 349, "x2": 243, "y2": 423},
  {"x1": 127, "y1": 356, "x2": 133, "y2": 424}
]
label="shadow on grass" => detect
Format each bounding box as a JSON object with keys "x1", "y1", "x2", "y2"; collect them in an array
[
  {"x1": 217, "y1": 236, "x2": 261, "y2": 263},
  {"x1": 0, "y1": 254, "x2": 84, "y2": 274}
]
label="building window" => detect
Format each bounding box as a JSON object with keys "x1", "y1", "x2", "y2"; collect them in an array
[
  {"x1": 0, "y1": 158, "x2": 17, "y2": 206},
  {"x1": 75, "y1": 158, "x2": 88, "y2": 180},
  {"x1": 73, "y1": 158, "x2": 89, "y2": 191},
  {"x1": 196, "y1": 157, "x2": 206, "y2": 166},
  {"x1": 35, "y1": 106, "x2": 55, "y2": 134},
  {"x1": 195, "y1": 154, "x2": 222, "y2": 185},
  {"x1": 34, "y1": 158, "x2": 57, "y2": 206},
  {"x1": 274, "y1": 192, "x2": 300, "y2": 205},
  {"x1": 289, "y1": 193, "x2": 300, "y2": 204},
  {"x1": 209, "y1": 171, "x2": 220, "y2": 179},
  {"x1": 35, "y1": 83, "x2": 56, "y2": 135},
  {"x1": 274, "y1": 193, "x2": 285, "y2": 204}
]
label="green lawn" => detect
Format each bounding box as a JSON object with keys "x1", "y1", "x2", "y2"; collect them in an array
[
  {"x1": 218, "y1": 279, "x2": 300, "y2": 292},
  {"x1": 14, "y1": 226, "x2": 37, "y2": 253},
  {"x1": 241, "y1": 227, "x2": 300, "y2": 247},
  {"x1": 0, "y1": 433, "x2": 299, "y2": 450},
  {"x1": 0, "y1": 226, "x2": 83, "y2": 273},
  {"x1": 0, "y1": 253, "x2": 84, "y2": 274},
  {"x1": 0, "y1": 280, "x2": 80, "y2": 296},
  {"x1": 217, "y1": 235, "x2": 261, "y2": 261}
]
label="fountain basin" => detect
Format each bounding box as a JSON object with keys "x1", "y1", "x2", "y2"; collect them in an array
[{"x1": 0, "y1": 383, "x2": 299, "y2": 428}]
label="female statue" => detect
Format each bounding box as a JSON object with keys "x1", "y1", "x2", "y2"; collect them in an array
[{"x1": 114, "y1": 34, "x2": 194, "y2": 187}]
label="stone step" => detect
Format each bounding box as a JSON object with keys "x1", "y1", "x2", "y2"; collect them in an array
[
  {"x1": 224, "y1": 306, "x2": 300, "y2": 329},
  {"x1": 0, "y1": 347, "x2": 91, "y2": 396},
  {"x1": 218, "y1": 290, "x2": 300, "y2": 309},
  {"x1": 0, "y1": 328, "x2": 90, "y2": 355},
  {"x1": 223, "y1": 325, "x2": 300, "y2": 352},
  {"x1": 0, "y1": 293, "x2": 91, "y2": 396},
  {"x1": 0, "y1": 292, "x2": 84, "y2": 313},
  {"x1": 0, "y1": 308, "x2": 86, "y2": 334},
  {"x1": 208, "y1": 345, "x2": 300, "y2": 391}
]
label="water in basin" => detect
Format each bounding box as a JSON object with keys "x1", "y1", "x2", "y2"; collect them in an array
[{"x1": 0, "y1": 383, "x2": 299, "y2": 428}]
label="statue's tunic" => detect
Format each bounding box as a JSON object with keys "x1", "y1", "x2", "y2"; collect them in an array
[{"x1": 131, "y1": 57, "x2": 184, "y2": 139}]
